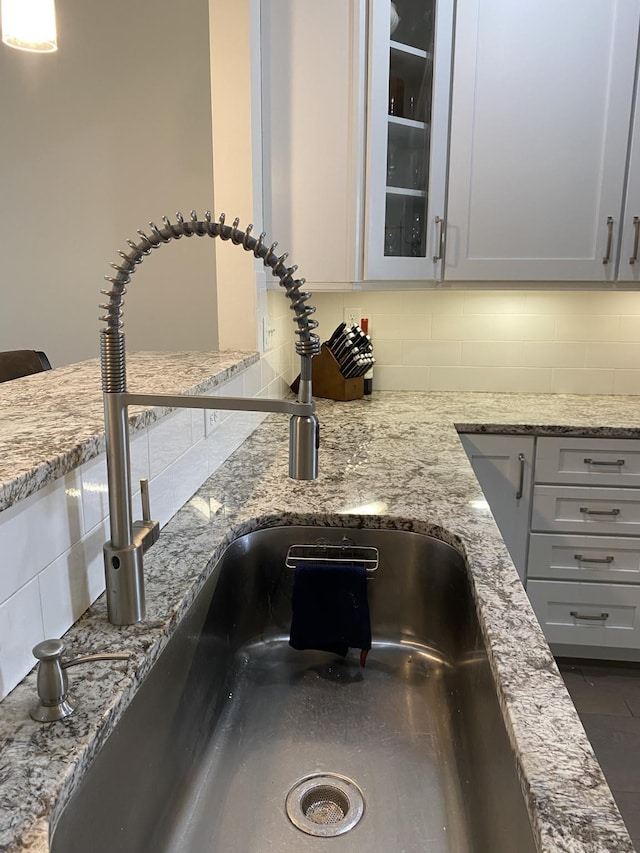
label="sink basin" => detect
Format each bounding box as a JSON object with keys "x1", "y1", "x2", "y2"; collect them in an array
[{"x1": 50, "y1": 526, "x2": 537, "y2": 852}]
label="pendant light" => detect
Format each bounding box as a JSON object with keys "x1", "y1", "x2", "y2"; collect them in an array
[{"x1": 1, "y1": 0, "x2": 57, "y2": 53}]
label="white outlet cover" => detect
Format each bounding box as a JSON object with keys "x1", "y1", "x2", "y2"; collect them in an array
[{"x1": 343, "y1": 306, "x2": 362, "y2": 326}]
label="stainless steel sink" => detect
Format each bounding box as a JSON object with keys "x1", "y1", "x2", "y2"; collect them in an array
[{"x1": 50, "y1": 526, "x2": 537, "y2": 852}]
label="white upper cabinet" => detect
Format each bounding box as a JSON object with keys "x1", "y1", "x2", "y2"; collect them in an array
[
  {"x1": 619, "y1": 79, "x2": 640, "y2": 282},
  {"x1": 260, "y1": 0, "x2": 367, "y2": 285},
  {"x1": 260, "y1": 0, "x2": 455, "y2": 288},
  {"x1": 445, "y1": 0, "x2": 640, "y2": 282},
  {"x1": 363, "y1": 0, "x2": 454, "y2": 281}
]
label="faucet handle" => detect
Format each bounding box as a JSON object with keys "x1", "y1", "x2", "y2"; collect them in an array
[
  {"x1": 30, "y1": 639, "x2": 130, "y2": 723},
  {"x1": 133, "y1": 478, "x2": 160, "y2": 552}
]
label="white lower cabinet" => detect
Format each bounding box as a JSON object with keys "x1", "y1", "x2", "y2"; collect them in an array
[
  {"x1": 528, "y1": 533, "x2": 640, "y2": 584},
  {"x1": 463, "y1": 432, "x2": 640, "y2": 659},
  {"x1": 529, "y1": 436, "x2": 640, "y2": 660},
  {"x1": 531, "y1": 485, "x2": 640, "y2": 536},
  {"x1": 459, "y1": 433, "x2": 533, "y2": 581},
  {"x1": 527, "y1": 580, "x2": 640, "y2": 651}
]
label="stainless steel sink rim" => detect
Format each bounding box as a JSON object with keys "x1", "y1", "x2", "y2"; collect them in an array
[{"x1": 285, "y1": 773, "x2": 365, "y2": 837}]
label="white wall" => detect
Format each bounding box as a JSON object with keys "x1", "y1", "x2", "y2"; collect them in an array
[
  {"x1": 0, "y1": 0, "x2": 218, "y2": 368},
  {"x1": 311, "y1": 289, "x2": 640, "y2": 394}
]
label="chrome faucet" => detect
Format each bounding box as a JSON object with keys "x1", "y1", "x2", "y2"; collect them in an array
[{"x1": 99, "y1": 211, "x2": 320, "y2": 626}]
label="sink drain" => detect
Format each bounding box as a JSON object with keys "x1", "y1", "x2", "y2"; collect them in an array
[{"x1": 286, "y1": 773, "x2": 364, "y2": 837}]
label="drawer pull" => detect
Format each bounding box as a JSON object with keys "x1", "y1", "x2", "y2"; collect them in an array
[
  {"x1": 583, "y1": 457, "x2": 625, "y2": 467},
  {"x1": 516, "y1": 452, "x2": 525, "y2": 500},
  {"x1": 579, "y1": 507, "x2": 621, "y2": 517},
  {"x1": 570, "y1": 610, "x2": 610, "y2": 622},
  {"x1": 573, "y1": 553, "x2": 614, "y2": 564}
]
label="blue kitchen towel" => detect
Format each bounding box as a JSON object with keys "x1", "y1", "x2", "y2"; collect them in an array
[{"x1": 289, "y1": 562, "x2": 372, "y2": 661}]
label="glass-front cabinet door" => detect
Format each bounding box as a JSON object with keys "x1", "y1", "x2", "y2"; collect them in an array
[{"x1": 364, "y1": 0, "x2": 454, "y2": 281}]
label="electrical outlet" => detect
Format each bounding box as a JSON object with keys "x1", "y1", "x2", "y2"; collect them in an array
[
  {"x1": 207, "y1": 410, "x2": 224, "y2": 433},
  {"x1": 343, "y1": 306, "x2": 362, "y2": 327},
  {"x1": 262, "y1": 315, "x2": 276, "y2": 352}
]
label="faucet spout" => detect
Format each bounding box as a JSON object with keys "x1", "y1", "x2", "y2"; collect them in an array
[{"x1": 99, "y1": 211, "x2": 320, "y2": 626}]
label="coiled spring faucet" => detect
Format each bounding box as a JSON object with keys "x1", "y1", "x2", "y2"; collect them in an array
[{"x1": 100, "y1": 210, "x2": 320, "y2": 625}]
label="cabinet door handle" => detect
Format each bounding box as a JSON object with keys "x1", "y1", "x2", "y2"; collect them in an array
[
  {"x1": 570, "y1": 611, "x2": 610, "y2": 622},
  {"x1": 602, "y1": 216, "x2": 614, "y2": 264},
  {"x1": 630, "y1": 216, "x2": 640, "y2": 265},
  {"x1": 516, "y1": 452, "x2": 525, "y2": 499},
  {"x1": 573, "y1": 553, "x2": 614, "y2": 564},
  {"x1": 583, "y1": 457, "x2": 625, "y2": 467},
  {"x1": 579, "y1": 507, "x2": 621, "y2": 517},
  {"x1": 432, "y1": 216, "x2": 444, "y2": 262}
]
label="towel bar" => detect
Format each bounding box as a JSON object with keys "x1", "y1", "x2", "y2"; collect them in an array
[{"x1": 286, "y1": 538, "x2": 378, "y2": 573}]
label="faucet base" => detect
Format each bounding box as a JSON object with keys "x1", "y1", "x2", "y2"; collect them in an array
[{"x1": 104, "y1": 539, "x2": 146, "y2": 625}]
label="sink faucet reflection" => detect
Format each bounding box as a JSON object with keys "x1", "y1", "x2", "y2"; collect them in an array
[{"x1": 99, "y1": 210, "x2": 320, "y2": 626}]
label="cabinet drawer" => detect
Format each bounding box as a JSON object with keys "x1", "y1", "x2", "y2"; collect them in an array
[
  {"x1": 535, "y1": 437, "x2": 640, "y2": 486},
  {"x1": 531, "y1": 485, "x2": 640, "y2": 535},
  {"x1": 528, "y1": 533, "x2": 640, "y2": 583},
  {"x1": 527, "y1": 580, "x2": 640, "y2": 649}
]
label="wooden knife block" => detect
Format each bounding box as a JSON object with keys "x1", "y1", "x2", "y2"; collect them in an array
[{"x1": 291, "y1": 344, "x2": 364, "y2": 401}]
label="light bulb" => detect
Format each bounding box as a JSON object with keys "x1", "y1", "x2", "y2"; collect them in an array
[{"x1": 1, "y1": 0, "x2": 57, "y2": 53}]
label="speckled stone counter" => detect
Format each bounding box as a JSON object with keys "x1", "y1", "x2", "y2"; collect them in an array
[
  {"x1": 2, "y1": 389, "x2": 640, "y2": 852},
  {"x1": 0, "y1": 350, "x2": 259, "y2": 513}
]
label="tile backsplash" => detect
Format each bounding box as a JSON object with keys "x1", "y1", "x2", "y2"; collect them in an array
[
  {"x1": 0, "y1": 298, "x2": 296, "y2": 701},
  {"x1": 310, "y1": 289, "x2": 640, "y2": 394}
]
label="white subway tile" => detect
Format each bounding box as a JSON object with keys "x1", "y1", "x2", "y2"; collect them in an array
[
  {"x1": 616, "y1": 316, "x2": 640, "y2": 342},
  {"x1": 130, "y1": 430, "x2": 150, "y2": 486},
  {"x1": 398, "y1": 291, "x2": 434, "y2": 314},
  {"x1": 430, "y1": 366, "x2": 551, "y2": 393},
  {"x1": 0, "y1": 578, "x2": 43, "y2": 699},
  {"x1": 260, "y1": 350, "x2": 279, "y2": 388},
  {"x1": 461, "y1": 341, "x2": 523, "y2": 366},
  {"x1": 148, "y1": 410, "x2": 193, "y2": 478},
  {"x1": 517, "y1": 342, "x2": 586, "y2": 368},
  {"x1": 212, "y1": 375, "x2": 244, "y2": 398},
  {"x1": 593, "y1": 292, "x2": 640, "y2": 315},
  {"x1": 586, "y1": 342, "x2": 640, "y2": 369},
  {"x1": 191, "y1": 408, "x2": 206, "y2": 443},
  {"x1": 243, "y1": 361, "x2": 263, "y2": 398},
  {"x1": 432, "y1": 314, "x2": 495, "y2": 340},
  {"x1": 206, "y1": 413, "x2": 256, "y2": 474},
  {"x1": 371, "y1": 339, "x2": 402, "y2": 364},
  {"x1": 464, "y1": 339, "x2": 585, "y2": 370},
  {"x1": 79, "y1": 455, "x2": 109, "y2": 532},
  {"x1": 0, "y1": 473, "x2": 83, "y2": 603},
  {"x1": 423, "y1": 291, "x2": 465, "y2": 315},
  {"x1": 148, "y1": 465, "x2": 177, "y2": 529},
  {"x1": 524, "y1": 291, "x2": 598, "y2": 315},
  {"x1": 373, "y1": 365, "x2": 430, "y2": 391},
  {"x1": 613, "y1": 370, "x2": 640, "y2": 395},
  {"x1": 353, "y1": 291, "x2": 402, "y2": 313},
  {"x1": 463, "y1": 291, "x2": 529, "y2": 314},
  {"x1": 493, "y1": 314, "x2": 555, "y2": 341},
  {"x1": 551, "y1": 369, "x2": 614, "y2": 395},
  {"x1": 172, "y1": 440, "x2": 210, "y2": 511},
  {"x1": 370, "y1": 313, "x2": 429, "y2": 340},
  {"x1": 402, "y1": 340, "x2": 462, "y2": 366},
  {"x1": 555, "y1": 314, "x2": 619, "y2": 342},
  {"x1": 39, "y1": 521, "x2": 107, "y2": 640}
]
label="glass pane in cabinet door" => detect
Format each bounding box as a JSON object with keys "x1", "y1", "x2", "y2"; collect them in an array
[{"x1": 384, "y1": 0, "x2": 435, "y2": 260}]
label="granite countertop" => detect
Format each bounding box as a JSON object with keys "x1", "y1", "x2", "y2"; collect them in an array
[
  {"x1": 2, "y1": 378, "x2": 640, "y2": 852},
  {"x1": 0, "y1": 350, "x2": 259, "y2": 513}
]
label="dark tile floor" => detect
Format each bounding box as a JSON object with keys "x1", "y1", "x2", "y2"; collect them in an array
[{"x1": 557, "y1": 657, "x2": 640, "y2": 850}]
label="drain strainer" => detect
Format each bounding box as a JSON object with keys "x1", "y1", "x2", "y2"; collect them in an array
[{"x1": 286, "y1": 773, "x2": 364, "y2": 837}]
